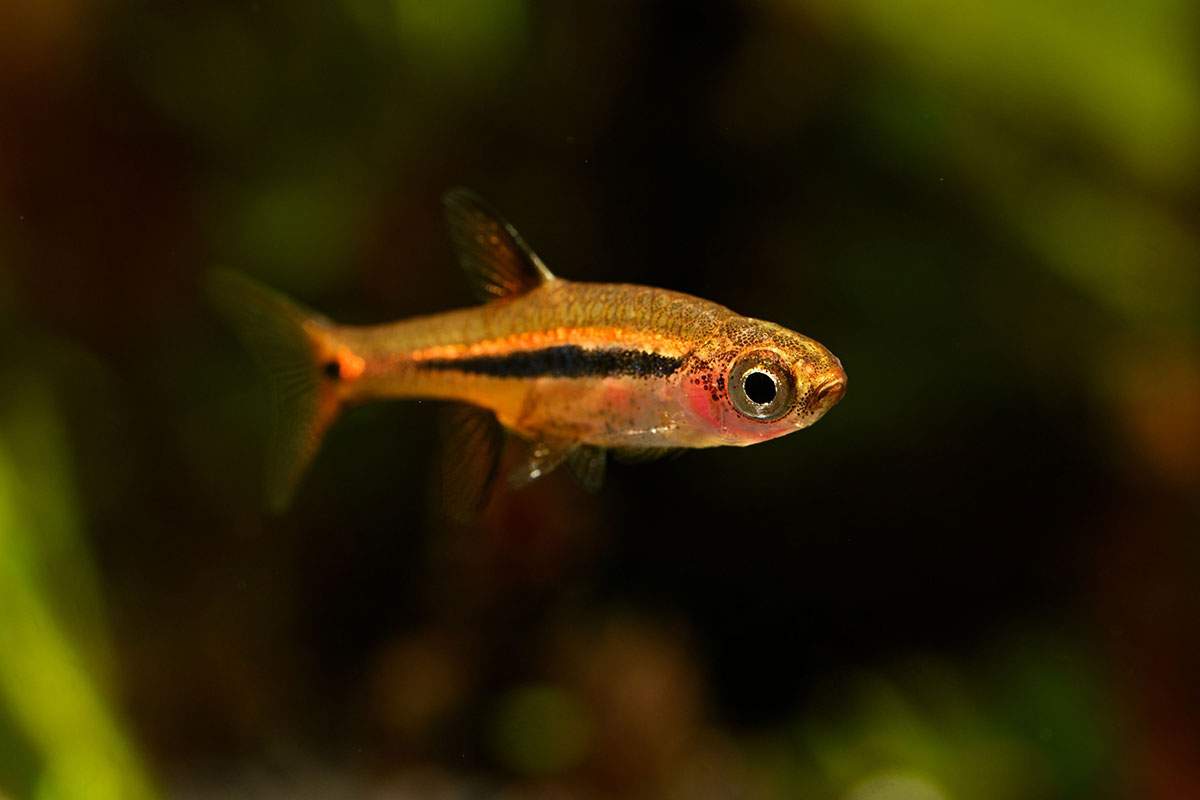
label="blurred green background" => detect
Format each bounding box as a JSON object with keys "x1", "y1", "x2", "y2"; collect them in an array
[{"x1": 2, "y1": 0, "x2": 1198, "y2": 797}]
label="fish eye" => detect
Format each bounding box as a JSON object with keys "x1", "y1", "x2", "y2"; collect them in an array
[
  {"x1": 744, "y1": 371, "x2": 777, "y2": 404},
  {"x1": 729, "y1": 351, "x2": 795, "y2": 421}
]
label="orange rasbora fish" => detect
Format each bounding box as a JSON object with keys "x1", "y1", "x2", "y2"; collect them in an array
[{"x1": 212, "y1": 189, "x2": 846, "y2": 516}]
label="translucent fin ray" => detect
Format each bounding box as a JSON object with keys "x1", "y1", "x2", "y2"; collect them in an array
[
  {"x1": 439, "y1": 404, "x2": 506, "y2": 524},
  {"x1": 566, "y1": 446, "x2": 606, "y2": 491},
  {"x1": 206, "y1": 270, "x2": 341, "y2": 511},
  {"x1": 442, "y1": 188, "x2": 555, "y2": 302},
  {"x1": 507, "y1": 439, "x2": 575, "y2": 488},
  {"x1": 611, "y1": 446, "x2": 685, "y2": 464}
]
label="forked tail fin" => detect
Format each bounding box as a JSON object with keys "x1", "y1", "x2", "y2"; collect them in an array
[{"x1": 206, "y1": 270, "x2": 343, "y2": 511}]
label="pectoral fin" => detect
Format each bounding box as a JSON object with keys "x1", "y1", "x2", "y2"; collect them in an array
[
  {"x1": 507, "y1": 440, "x2": 608, "y2": 492},
  {"x1": 611, "y1": 446, "x2": 684, "y2": 464},
  {"x1": 566, "y1": 446, "x2": 606, "y2": 492},
  {"x1": 507, "y1": 439, "x2": 575, "y2": 488},
  {"x1": 440, "y1": 404, "x2": 506, "y2": 524}
]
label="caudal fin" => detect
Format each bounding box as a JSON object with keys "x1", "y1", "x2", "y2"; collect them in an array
[{"x1": 207, "y1": 270, "x2": 343, "y2": 511}]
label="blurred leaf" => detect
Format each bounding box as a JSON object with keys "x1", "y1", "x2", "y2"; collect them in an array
[
  {"x1": 0, "y1": 376, "x2": 158, "y2": 800},
  {"x1": 794, "y1": 0, "x2": 1200, "y2": 184},
  {"x1": 392, "y1": 0, "x2": 527, "y2": 93}
]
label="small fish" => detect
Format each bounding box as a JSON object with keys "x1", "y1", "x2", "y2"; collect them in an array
[{"x1": 211, "y1": 189, "x2": 846, "y2": 516}]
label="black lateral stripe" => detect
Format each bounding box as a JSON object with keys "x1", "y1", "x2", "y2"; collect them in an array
[{"x1": 418, "y1": 345, "x2": 681, "y2": 379}]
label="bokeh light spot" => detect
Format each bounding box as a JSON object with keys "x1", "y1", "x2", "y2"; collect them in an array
[
  {"x1": 844, "y1": 772, "x2": 948, "y2": 800},
  {"x1": 488, "y1": 684, "x2": 590, "y2": 776}
]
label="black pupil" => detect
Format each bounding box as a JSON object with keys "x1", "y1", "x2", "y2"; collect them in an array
[{"x1": 744, "y1": 371, "x2": 777, "y2": 405}]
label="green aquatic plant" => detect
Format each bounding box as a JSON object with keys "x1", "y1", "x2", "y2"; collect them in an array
[{"x1": 0, "y1": 377, "x2": 158, "y2": 800}]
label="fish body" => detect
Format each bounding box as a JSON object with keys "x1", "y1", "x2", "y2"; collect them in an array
[{"x1": 212, "y1": 189, "x2": 846, "y2": 514}]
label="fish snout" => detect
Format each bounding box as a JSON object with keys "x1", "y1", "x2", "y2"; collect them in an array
[{"x1": 809, "y1": 371, "x2": 846, "y2": 413}]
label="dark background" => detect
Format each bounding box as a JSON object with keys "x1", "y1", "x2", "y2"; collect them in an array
[{"x1": 2, "y1": 1, "x2": 1198, "y2": 798}]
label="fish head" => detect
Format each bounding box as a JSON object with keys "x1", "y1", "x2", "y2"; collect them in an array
[{"x1": 678, "y1": 317, "x2": 846, "y2": 446}]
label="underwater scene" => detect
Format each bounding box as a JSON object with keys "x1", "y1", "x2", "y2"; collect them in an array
[{"x1": 1, "y1": 1, "x2": 1198, "y2": 798}]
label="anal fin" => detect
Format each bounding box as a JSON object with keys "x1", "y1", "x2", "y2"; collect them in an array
[{"x1": 440, "y1": 404, "x2": 506, "y2": 524}]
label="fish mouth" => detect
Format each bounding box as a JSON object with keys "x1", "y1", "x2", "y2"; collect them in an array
[
  {"x1": 810, "y1": 376, "x2": 846, "y2": 409},
  {"x1": 792, "y1": 376, "x2": 846, "y2": 428}
]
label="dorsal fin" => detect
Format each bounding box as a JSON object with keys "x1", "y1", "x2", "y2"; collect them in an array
[{"x1": 442, "y1": 187, "x2": 556, "y2": 302}]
